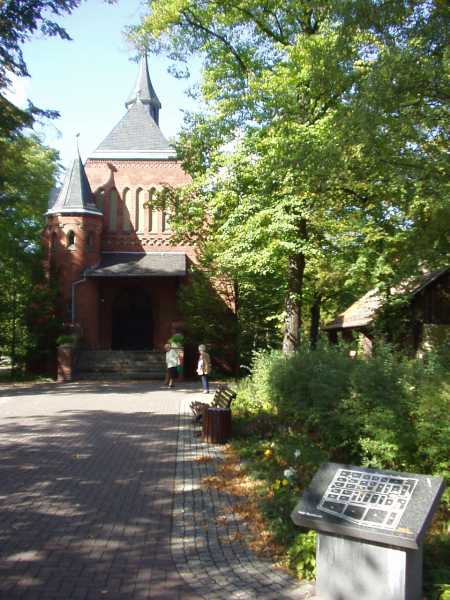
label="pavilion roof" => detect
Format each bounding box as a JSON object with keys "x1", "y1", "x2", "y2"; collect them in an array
[{"x1": 324, "y1": 268, "x2": 449, "y2": 330}]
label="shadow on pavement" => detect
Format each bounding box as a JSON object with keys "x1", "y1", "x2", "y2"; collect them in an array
[
  {"x1": 0, "y1": 380, "x2": 205, "y2": 399},
  {"x1": 0, "y1": 408, "x2": 197, "y2": 600}
]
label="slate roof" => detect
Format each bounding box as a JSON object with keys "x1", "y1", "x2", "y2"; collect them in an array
[
  {"x1": 47, "y1": 155, "x2": 102, "y2": 216},
  {"x1": 89, "y1": 54, "x2": 176, "y2": 160},
  {"x1": 86, "y1": 252, "x2": 186, "y2": 278},
  {"x1": 89, "y1": 99, "x2": 176, "y2": 160},
  {"x1": 324, "y1": 268, "x2": 449, "y2": 330}
]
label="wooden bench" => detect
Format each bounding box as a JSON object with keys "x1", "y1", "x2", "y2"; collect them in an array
[{"x1": 190, "y1": 384, "x2": 237, "y2": 423}]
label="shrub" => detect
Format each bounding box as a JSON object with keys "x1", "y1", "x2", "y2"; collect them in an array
[
  {"x1": 56, "y1": 334, "x2": 77, "y2": 346},
  {"x1": 287, "y1": 531, "x2": 317, "y2": 581},
  {"x1": 232, "y1": 343, "x2": 449, "y2": 589},
  {"x1": 168, "y1": 333, "x2": 184, "y2": 347}
]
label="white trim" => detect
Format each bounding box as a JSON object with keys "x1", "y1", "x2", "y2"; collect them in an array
[
  {"x1": 88, "y1": 151, "x2": 177, "y2": 160},
  {"x1": 46, "y1": 209, "x2": 103, "y2": 216},
  {"x1": 100, "y1": 251, "x2": 186, "y2": 255}
]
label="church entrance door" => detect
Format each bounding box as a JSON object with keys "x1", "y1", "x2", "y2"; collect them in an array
[{"x1": 111, "y1": 288, "x2": 153, "y2": 350}]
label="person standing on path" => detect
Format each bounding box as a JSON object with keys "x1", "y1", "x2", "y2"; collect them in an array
[
  {"x1": 197, "y1": 344, "x2": 211, "y2": 394},
  {"x1": 165, "y1": 343, "x2": 179, "y2": 388}
]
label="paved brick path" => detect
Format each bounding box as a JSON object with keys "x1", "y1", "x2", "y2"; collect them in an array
[{"x1": 0, "y1": 381, "x2": 314, "y2": 600}]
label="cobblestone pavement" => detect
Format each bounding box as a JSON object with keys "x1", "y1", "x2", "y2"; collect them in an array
[{"x1": 0, "y1": 381, "x2": 314, "y2": 600}]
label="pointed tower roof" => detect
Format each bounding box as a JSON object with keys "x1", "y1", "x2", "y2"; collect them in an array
[
  {"x1": 125, "y1": 54, "x2": 161, "y2": 113},
  {"x1": 47, "y1": 149, "x2": 102, "y2": 216},
  {"x1": 89, "y1": 55, "x2": 176, "y2": 161}
]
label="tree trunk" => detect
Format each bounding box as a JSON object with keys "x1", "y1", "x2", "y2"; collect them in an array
[
  {"x1": 10, "y1": 250, "x2": 18, "y2": 375},
  {"x1": 233, "y1": 278, "x2": 241, "y2": 376},
  {"x1": 310, "y1": 293, "x2": 321, "y2": 349},
  {"x1": 282, "y1": 251, "x2": 306, "y2": 354}
]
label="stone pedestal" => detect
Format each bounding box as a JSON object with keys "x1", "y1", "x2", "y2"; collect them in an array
[
  {"x1": 291, "y1": 463, "x2": 445, "y2": 600},
  {"x1": 316, "y1": 532, "x2": 422, "y2": 600},
  {"x1": 57, "y1": 345, "x2": 74, "y2": 382}
]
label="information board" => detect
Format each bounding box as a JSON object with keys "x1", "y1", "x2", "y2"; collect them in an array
[
  {"x1": 291, "y1": 463, "x2": 445, "y2": 550},
  {"x1": 318, "y1": 468, "x2": 418, "y2": 530}
]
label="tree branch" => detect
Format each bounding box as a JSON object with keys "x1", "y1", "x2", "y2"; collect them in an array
[{"x1": 181, "y1": 9, "x2": 248, "y2": 73}]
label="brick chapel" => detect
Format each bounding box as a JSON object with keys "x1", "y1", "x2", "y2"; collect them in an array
[{"x1": 43, "y1": 55, "x2": 197, "y2": 376}]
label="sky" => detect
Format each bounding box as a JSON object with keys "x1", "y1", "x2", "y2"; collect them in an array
[{"x1": 6, "y1": 0, "x2": 202, "y2": 169}]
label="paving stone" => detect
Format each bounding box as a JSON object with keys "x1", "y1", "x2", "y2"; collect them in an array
[{"x1": 0, "y1": 381, "x2": 312, "y2": 600}]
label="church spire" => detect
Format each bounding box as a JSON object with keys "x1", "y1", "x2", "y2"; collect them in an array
[
  {"x1": 125, "y1": 53, "x2": 162, "y2": 125},
  {"x1": 47, "y1": 138, "x2": 101, "y2": 216}
]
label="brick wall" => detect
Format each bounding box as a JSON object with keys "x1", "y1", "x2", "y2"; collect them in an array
[{"x1": 44, "y1": 158, "x2": 196, "y2": 351}]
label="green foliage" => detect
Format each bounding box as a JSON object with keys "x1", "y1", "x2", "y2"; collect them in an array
[
  {"x1": 413, "y1": 381, "x2": 450, "y2": 483},
  {"x1": 177, "y1": 266, "x2": 238, "y2": 371},
  {"x1": 0, "y1": 134, "x2": 60, "y2": 373},
  {"x1": 232, "y1": 344, "x2": 450, "y2": 587},
  {"x1": 0, "y1": 0, "x2": 88, "y2": 376},
  {"x1": 231, "y1": 427, "x2": 323, "y2": 582},
  {"x1": 233, "y1": 351, "x2": 285, "y2": 415},
  {"x1": 136, "y1": 0, "x2": 450, "y2": 354},
  {"x1": 287, "y1": 531, "x2": 317, "y2": 581},
  {"x1": 424, "y1": 534, "x2": 450, "y2": 600},
  {"x1": 55, "y1": 334, "x2": 77, "y2": 346},
  {"x1": 168, "y1": 333, "x2": 185, "y2": 347}
]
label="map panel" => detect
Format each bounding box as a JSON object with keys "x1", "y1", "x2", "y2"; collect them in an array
[{"x1": 318, "y1": 468, "x2": 418, "y2": 530}]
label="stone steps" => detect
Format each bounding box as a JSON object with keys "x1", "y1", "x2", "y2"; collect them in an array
[{"x1": 76, "y1": 350, "x2": 166, "y2": 380}]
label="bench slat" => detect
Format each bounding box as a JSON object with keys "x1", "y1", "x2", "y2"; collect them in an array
[{"x1": 190, "y1": 384, "x2": 236, "y2": 420}]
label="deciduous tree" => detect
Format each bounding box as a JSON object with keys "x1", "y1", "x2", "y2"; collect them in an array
[{"x1": 135, "y1": 0, "x2": 449, "y2": 353}]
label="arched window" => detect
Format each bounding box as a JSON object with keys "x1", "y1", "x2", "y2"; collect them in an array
[
  {"x1": 137, "y1": 188, "x2": 146, "y2": 232},
  {"x1": 109, "y1": 190, "x2": 118, "y2": 232},
  {"x1": 123, "y1": 188, "x2": 132, "y2": 232},
  {"x1": 134, "y1": 189, "x2": 140, "y2": 231},
  {"x1": 147, "y1": 188, "x2": 153, "y2": 232},
  {"x1": 161, "y1": 188, "x2": 171, "y2": 232},
  {"x1": 149, "y1": 187, "x2": 159, "y2": 233},
  {"x1": 67, "y1": 230, "x2": 76, "y2": 249}
]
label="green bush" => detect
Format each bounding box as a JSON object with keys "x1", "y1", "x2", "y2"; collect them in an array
[
  {"x1": 55, "y1": 334, "x2": 77, "y2": 346},
  {"x1": 287, "y1": 531, "x2": 317, "y2": 581},
  {"x1": 168, "y1": 333, "x2": 184, "y2": 347},
  {"x1": 232, "y1": 343, "x2": 450, "y2": 589},
  {"x1": 234, "y1": 350, "x2": 285, "y2": 415}
]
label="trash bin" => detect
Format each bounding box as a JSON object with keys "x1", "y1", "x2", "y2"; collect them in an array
[{"x1": 202, "y1": 407, "x2": 231, "y2": 443}]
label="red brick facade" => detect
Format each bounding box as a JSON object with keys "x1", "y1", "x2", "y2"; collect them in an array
[
  {"x1": 42, "y1": 56, "x2": 219, "y2": 364},
  {"x1": 43, "y1": 159, "x2": 194, "y2": 352}
]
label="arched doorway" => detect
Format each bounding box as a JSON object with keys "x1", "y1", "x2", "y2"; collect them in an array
[{"x1": 111, "y1": 288, "x2": 153, "y2": 350}]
